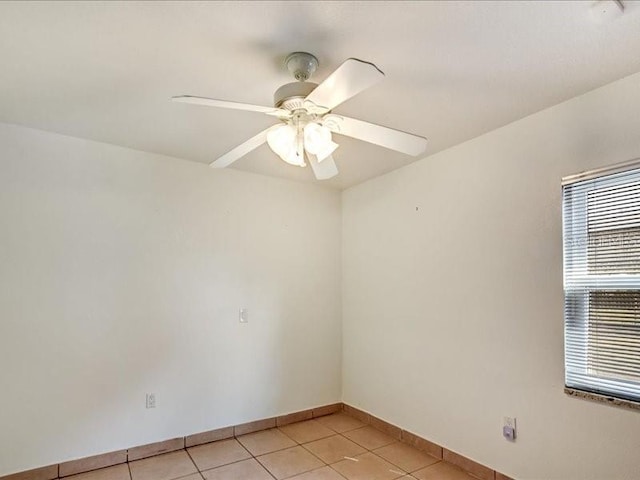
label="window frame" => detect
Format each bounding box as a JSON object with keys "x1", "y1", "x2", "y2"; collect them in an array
[{"x1": 562, "y1": 159, "x2": 640, "y2": 411}]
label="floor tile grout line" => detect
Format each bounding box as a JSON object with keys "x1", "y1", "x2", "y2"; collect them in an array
[
  {"x1": 334, "y1": 433, "x2": 441, "y2": 478},
  {"x1": 294, "y1": 425, "x2": 408, "y2": 479},
  {"x1": 233, "y1": 429, "x2": 313, "y2": 478},
  {"x1": 139, "y1": 451, "x2": 203, "y2": 480},
  {"x1": 297, "y1": 434, "x2": 367, "y2": 467},
  {"x1": 239, "y1": 425, "x2": 337, "y2": 480},
  {"x1": 325, "y1": 464, "x2": 348, "y2": 480},
  {"x1": 251, "y1": 453, "x2": 279, "y2": 480},
  {"x1": 261, "y1": 442, "x2": 326, "y2": 476},
  {"x1": 242, "y1": 439, "x2": 279, "y2": 480},
  {"x1": 236, "y1": 441, "x2": 254, "y2": 461},
  {"x1": 125, "y1": 459, "x2": 133, "y2": 480},
  {"x1": 339, "y1": 449, "x2": 410, "y2": 476},
  {"x1": 186, "y1": 439, "x2": 260, "y2": 475},
  {"x1": 275, "y1": 426, "x2": 302, "y2": 444},
  {"x1": 294, "y1": 441, "x2": 331, "y2": 471},
  {"x1": 196, "y1": 456, "x2": 262, "y2": 477},
  {"x1": 240, "y1": 442, "x2": 298, "y2": 457},
  {"x1": 235, "y1": 422, "x2": 341, "y2": 458},
  {"x1": 235, "y1": 431, "x2": 297, "y2": 457},
  {"x1": 341, "y1": 408, "x2": 454, "y2": 466},
  {"x1": 314, "y1": 416, "x2": 367, "y2": 435},
  {"x1": 170, "y1": 471, "x2": 203, "y2": 480},
  {"x1": 369, "y1": 443, "x2": 442, "y2": 475},
  {"x1": 182, "y1": 447, "x2": 200, "y2": 474}
]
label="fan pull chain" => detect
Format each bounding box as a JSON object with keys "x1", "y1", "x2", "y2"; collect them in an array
[{"x1": 296, "y1": 117, "x2": 305, "y2": 165}]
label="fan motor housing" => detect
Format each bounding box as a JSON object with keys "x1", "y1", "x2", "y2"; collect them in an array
[{"x1": 274, "y1": 82, "x2": 318, "y2": 110}]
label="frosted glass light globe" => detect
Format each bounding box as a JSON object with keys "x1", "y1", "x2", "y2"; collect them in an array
[
  {"x1": 304, "y1": 123, "x2": 338, "y2": 161},
  {"x1": 267, "y1": 124, "x2": 305, "y2": 167}
]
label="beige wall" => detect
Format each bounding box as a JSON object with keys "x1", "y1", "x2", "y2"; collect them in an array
[
  {"x1": 342, "y1": 71, "x2": 640, "y2": 480},
  {"x1": 0, "y1": 124, "x2": 342, "y2": 475}
]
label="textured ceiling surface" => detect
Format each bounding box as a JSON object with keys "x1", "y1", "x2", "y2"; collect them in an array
[{"x1": 1, "y1": 1, "x2": 640, "y2": 189}]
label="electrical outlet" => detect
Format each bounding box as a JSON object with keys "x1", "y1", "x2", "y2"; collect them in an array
[
  {"x1": 239, "y1": 308, "x2": 248, "y2": 323},
  {"x1": 503, "y1": 416, "x2": 516, "y2": 441},
  {"x1": 146, "y1": 393, "x2": 156, "y2": 409}
]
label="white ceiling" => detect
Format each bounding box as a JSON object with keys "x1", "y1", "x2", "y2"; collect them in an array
[{"x1": 1, "y1": 1, "x2": 640, "y2": 189}]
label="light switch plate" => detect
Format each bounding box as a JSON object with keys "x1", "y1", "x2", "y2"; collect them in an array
[
  {"x1": 503, "y1": 416, "x2": 516, "y2": 441},
  {"x1": 239, "y1": 308, "x2": 248, "y2": 323}
]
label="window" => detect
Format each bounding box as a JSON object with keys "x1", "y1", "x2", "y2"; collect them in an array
[{"x1": 563, "y1": 163, "x2": 640, "y2": 404}]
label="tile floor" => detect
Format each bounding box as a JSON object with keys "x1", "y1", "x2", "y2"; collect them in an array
[{"x1": 63, "y1": 414, "x2": 476, "y2": 480}]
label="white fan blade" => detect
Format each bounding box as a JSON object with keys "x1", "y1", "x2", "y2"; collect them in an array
[
  {"x1": 305, "y1": 58, "x2": 384, "y2": 111},
  {"x1": 210, "y1": 126, "x2": 274, "y2": 168},
  {"x1": 324, "y1": 115, "x2": 427, "y2": 156},
  {"x1": 172, "y1": 96, "x2": 289, "y2": 117},
  {"x1": 307, "y1": 153, "x2": 339, "y2": 180}
]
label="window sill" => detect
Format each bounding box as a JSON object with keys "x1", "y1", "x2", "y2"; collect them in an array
[{"x1": 564, "y1": 387, "x2": 640, "y2": 412}]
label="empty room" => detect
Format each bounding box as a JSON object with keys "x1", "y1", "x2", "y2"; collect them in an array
[{"x1": 2, "y1": 2, "x2": 640, "y2": 480}]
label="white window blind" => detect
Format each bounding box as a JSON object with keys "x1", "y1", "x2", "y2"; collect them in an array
[{"x1": 563, "y1": 165, "x2": 640, "y2": 403}]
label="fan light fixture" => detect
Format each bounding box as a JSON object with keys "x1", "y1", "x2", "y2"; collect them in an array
[
  {"x1": 172, "y1": 52, "x2": 428, "y2": 181},
  {"x1": 304, "y1": 123, "x2": 338, "y2": 161},
  {"x1": 267, "y1": 122, "x2": 338, "y2": 167},
  {"x1": 266, "y1": 124, "x2": 302, "y2": 166}
]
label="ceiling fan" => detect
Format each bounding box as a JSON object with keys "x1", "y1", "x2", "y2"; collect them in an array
[{"x1": 172, "y1": 52, "x2": 428, "y2": 180}]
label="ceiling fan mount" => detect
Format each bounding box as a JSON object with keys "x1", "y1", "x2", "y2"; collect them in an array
[
  {"x1": 284, "y1": 51, "x2": 319, "y2": 82},
  {"x1": 274, "y1": 52, "x2": 321, "y2": 111},
  {"x1": 172, "y1": 52, "x2": 428, "y2": 180}
]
